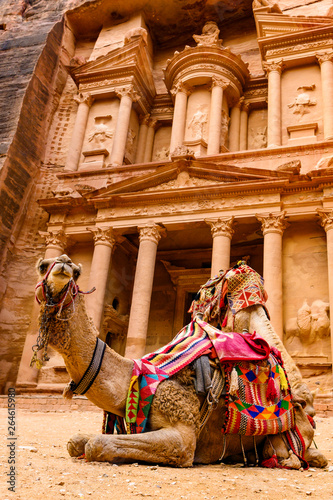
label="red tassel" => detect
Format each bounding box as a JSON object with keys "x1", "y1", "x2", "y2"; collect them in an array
[
  {"x1": 261, "y1": 454, "x2": 279, "y2": 468},
  {"x1": 221, "y1": 315, "x2": 228, "y2": 327},
  {"x1": 266, "y1": 376, "x2": 277, "y2": 401}
]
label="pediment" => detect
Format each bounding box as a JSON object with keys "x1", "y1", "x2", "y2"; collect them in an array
[
  {"x1": 84, "y1": 160, "x2": 296, "y2": 202},
  {"x1": 71, "y1": 37, "x2": 155, "y2": 94},
  {"x1": 255, "y1": 12, "x2": 333, "y2": 39}
]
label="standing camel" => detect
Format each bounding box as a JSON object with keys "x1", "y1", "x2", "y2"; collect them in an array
[{"x1": 32, "y1": 254, "x2": 327, "y2": 468}]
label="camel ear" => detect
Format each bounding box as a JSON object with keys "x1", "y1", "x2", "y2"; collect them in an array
[
  {"x1": 73, "y1": 263, "x2": 82, "y2": 281},
  {"x1": 292, "y1": 394, "x2": 306, "y2": 409},
  {"x1": 37, "y1": 258, "x2": 53, "y2": 276}
]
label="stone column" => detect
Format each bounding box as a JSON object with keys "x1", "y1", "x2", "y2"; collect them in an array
[
  {"x1": 316, "y1": 53, "x2": 333, "y2": 141},
  {"x1": 207, "y1": 78, "x2": 228, "y2": 155},
  {"x1": 125, "y1": 224, "x2": 165, "y2": 359},
  {"x1": 206, "y1": 217, "x2": 234, "y2": 277},
  {"x1": 16, "y1": 230, "x2": 68, "y2": 388},
  {"x1": 317, "y1": 209, "x2": 333, "y2": 368},
  {"x1": 110, "y1": 86, "x2": 139, "y2": 166},
  {"x1": 257, "y1": 212, "x2": 289, "y2": 339},
  {"x1": 228, "y1": 98, "x2": 243, "y2": 152},
  {"x1": 239, "y1": 102, "x2": 250, "y2": 151},
  {"x1": 263, "y1": 60, "x2": 284, "y2": 148},
  {"x1": 86, "y1": 227, "x2": 116, "y2": 332},
  {"x1": 135, "y1": 114, "x2": 150, "y2": 163},
  {"x1": 65, "y1": 93, "x2": 93, "y2": 171},
  {"x1": 169, "y1": 81, "x2": 190, "y2": 155},
  {"x1": 143, "y1": 118, "x2": 158, "y2": 163}
]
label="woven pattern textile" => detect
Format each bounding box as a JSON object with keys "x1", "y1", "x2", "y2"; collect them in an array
[{"x1": 223, "y1": 355, "x2": 295, "y2": 436}]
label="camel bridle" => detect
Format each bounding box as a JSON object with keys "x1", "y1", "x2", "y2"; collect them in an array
[{"x1": 31, "y1": 261, "x2": 96, "y2": 369}]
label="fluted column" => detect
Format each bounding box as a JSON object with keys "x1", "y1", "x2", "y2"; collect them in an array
[
  {"x1": 143, "y1": 118, "x2": 158, "y2": 163},
  {"x1": 86, "y1": 227, "x2": 116, "y2": 332},
  {"x1": 110, "y1": 86, "x2": 139, "y2": 166},
  {"x1": 65, "y1": 93, "x2": 93, "y2": 171},
  {"x1": 206, "y1": 217, "x2": 234, "y2": 277},
  {"x1": 316, "y1": 53, "x2": 333, "y2": 140},
  {"x1": 228, "y1": 98, "x2": 243, "y2": 152},
  {"x1": 207, "y1": 78, "x2": 228, "y2": 155},
  {"x1": 135, "y1": 114, "x2": 150, "y2": 163},
  {"x1": 16, "y1": 230, "x2": 68, "y2": 388},
  {"x1": 125, "y1": 224, "x2": 165, "y2": 359},
  {"x1": 239, "y1": 102, "x2": 250, "y2": 151},
  {"x1": 257, "y1": 212, "x2": 289, "y2": 339},
  {"x1": 263, "y1": 60, "x2": 284, "y2": 148},
  {"x1": 169, "y1": 81, "x2": 190, "y2": 155},
  {"x1": 317, "y1": 209, "x2": 333, "y2": 368}
]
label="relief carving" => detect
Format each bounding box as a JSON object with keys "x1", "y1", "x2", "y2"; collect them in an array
[
  {"x1": 193, "y1": 21, "x2": 222, "y2": 48},
  {"x1": 250, "y1": 127, "x2": 267, "y2": 149},
  {"x1": 221, "y1": 110, "x2": 230, "y2": 147},
  {"x1": 125, "y1": 128, "x2": 136, "y2": 157},
  {"x1": 88, "y1": 115, "x2": 113, "y2": 146},
  {"x1": 285, "y1": 300, "x2": 330, "y2": 347},
  {"x1": 188, "y1": 106, "x2": 208, "y2": 141},
  {"x1": 124, "y1": 27, "x2": 148, "y2": 46},
  {"x1": 154, "y1": 146, "x2": 170, "y2": 161},
  {"x1": 287, "y1": 85, "x2": 316, "y2": 117}
]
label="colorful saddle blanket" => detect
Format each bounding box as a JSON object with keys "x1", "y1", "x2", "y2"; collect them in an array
[
  {"x1": 104, "y1": 317, "x2": 293, "y2": 435},
  {"x1": 223, "y1": 354, "x2": 294, "y2": 436}
]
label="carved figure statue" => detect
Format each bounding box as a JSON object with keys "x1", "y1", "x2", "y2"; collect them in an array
[
  {"x1": 286, "y1": 299, "x2": 330, "y2": 345},
  {"x1": 88, "y1": 115, "x2": 113, "y2": 146},
  {"x1": 154, "y1": 146, "x2": 170, "y2": 161},
  {"x1": 250, "y1": 127, "x2": 267, "y2": 149},
  {"x1": 193, "y1": 21, "x2": 222, "y2": 48},
  {"x1": 188, "y1": 106, "x2": 208, "y2": 140},
  {"x1": 125, "y1": 128, "x2": 136, "y2": 157},
  {"x1": 288, "y1": 86, "x2": 317, "y2": 117},
  {"x1": 32, "y1": 256, "x2": 327, "y2": 468},
  {"x1": 220, "y1": 110, "x2": 230, "y2": 146}
]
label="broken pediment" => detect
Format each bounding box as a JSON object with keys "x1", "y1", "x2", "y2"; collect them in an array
[
  {"x1": 71, "y1": 34, "x2": 155, "y2": 99},
  {"x1": 254, "y1": 10, "x2": 333, "y2": 63}
]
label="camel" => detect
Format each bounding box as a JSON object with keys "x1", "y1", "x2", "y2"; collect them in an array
[{"x1": 32, "y1": 254, "x2": 327, "y2": 468}]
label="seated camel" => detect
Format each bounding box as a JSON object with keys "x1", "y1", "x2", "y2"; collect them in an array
[{"x1": 32, "y1": 255, "x2": 327, "y2": 468}]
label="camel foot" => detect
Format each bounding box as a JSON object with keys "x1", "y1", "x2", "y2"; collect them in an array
[
  {"x1": 67, "y1": 433, "x2": 96, "y2": 457},
  {"x1": 305, "y1": 448, "x2": 328, "y2": 468}
]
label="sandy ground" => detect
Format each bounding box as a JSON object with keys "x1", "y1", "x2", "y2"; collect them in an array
[{"x1": 1, "y1": 409, "x2": 333, "y2": 500}]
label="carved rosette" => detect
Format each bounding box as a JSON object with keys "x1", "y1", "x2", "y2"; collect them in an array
[
  {"x1": 316, "y1": 52, "x2": 333, "y2": 66},
  {"x1": 39, "y1": 230, "x2": 68, "y2": 252},
  {"x1": 88, "y1": 226, "x2": 116, "y2": 248},
  {"x1": 116, "y1": 85, "x2": 140, "y2": 102},
  {"x1": 138, "y1": 224, "x2": 165, "y2": 245},
  {"x1": 263, "y1": 59, "x2": 285, "y2": 75},
  {"x1": 206, "y1": 217, "x2": 235, "y2": 240},
  {"x1": 74, "y1": 92, "x2": 93, "y2": 107},
  {"x1": 317, "y1": 209, "x2": 333, "y2": 232},
  {"x1": 256, "y1": 212, "x2": 289, "y2": 235}
]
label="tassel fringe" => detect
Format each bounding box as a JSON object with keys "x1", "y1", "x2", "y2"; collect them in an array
[
  {"x1": 63, "y1": 384, "x2": 74, "y2": 399},
  {"x1": 279, "y1": 366, "x2": 289, "y2": 391}
]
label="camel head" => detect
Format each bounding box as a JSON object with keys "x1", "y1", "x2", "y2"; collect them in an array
[{"x1": 36, "y1": 254, "x2": 82, "y2": 303}]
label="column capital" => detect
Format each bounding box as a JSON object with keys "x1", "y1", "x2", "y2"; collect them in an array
[
  {"x1": 39, "y1": 229, "x2": 68, "y2": 251},
  {"x1": 148, "y1": 117, "x2": 158, "y2": 129},
  {"x1": 74, "y1": 92, "x2": 93, "y2": 107},
  {"x1": 115, "y1": 85, "x2": 140, "y2": 102},
  {"x1": 316, "y1": 52, "x2": 333, "y2": 65},
  {"x1": 256, "y1": 212, "x2": 289, "y2": 235},
  {"x1": 317, "y1": 209, "x2": 333, "y2": 232},
  {"x1": 87, "y1": 226, "x2": 116, "y2": 248},
  {"x1": 263, "y1": 59, "x2": 285, "y2": 75},
  {"x1": 206, "y1": 217, "x2": 235, "y2": 239},
  {"x1": 139, "y1": 113, "x2": 150, "y2": 126},
  {"x1": 170, "y1": 80, "x2": 192, "y2": 97},
  {"x1": 211, "y1": 77, "x2": 229, "y2": 90},
  {"x1": 241, "y1": 101, "x2": 250, "y2": 113},
  {"x1": 234, "y1": 96, "x2": 244, "y2": 109},
  {"x1": 138, "y1": 224, "x2": 166, "y2": 244}
]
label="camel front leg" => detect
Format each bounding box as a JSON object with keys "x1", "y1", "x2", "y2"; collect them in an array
[{"x1": 84, "y1": 423, "x2": 196, "y2": 467}]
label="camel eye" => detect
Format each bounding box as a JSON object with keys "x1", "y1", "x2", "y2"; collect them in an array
[
  {"x1": 39, "y1": 261, "x2": 50, "y2": 275},
  {"x1": 73, "y1": 266, "x2": 81, "y2": 280}
]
